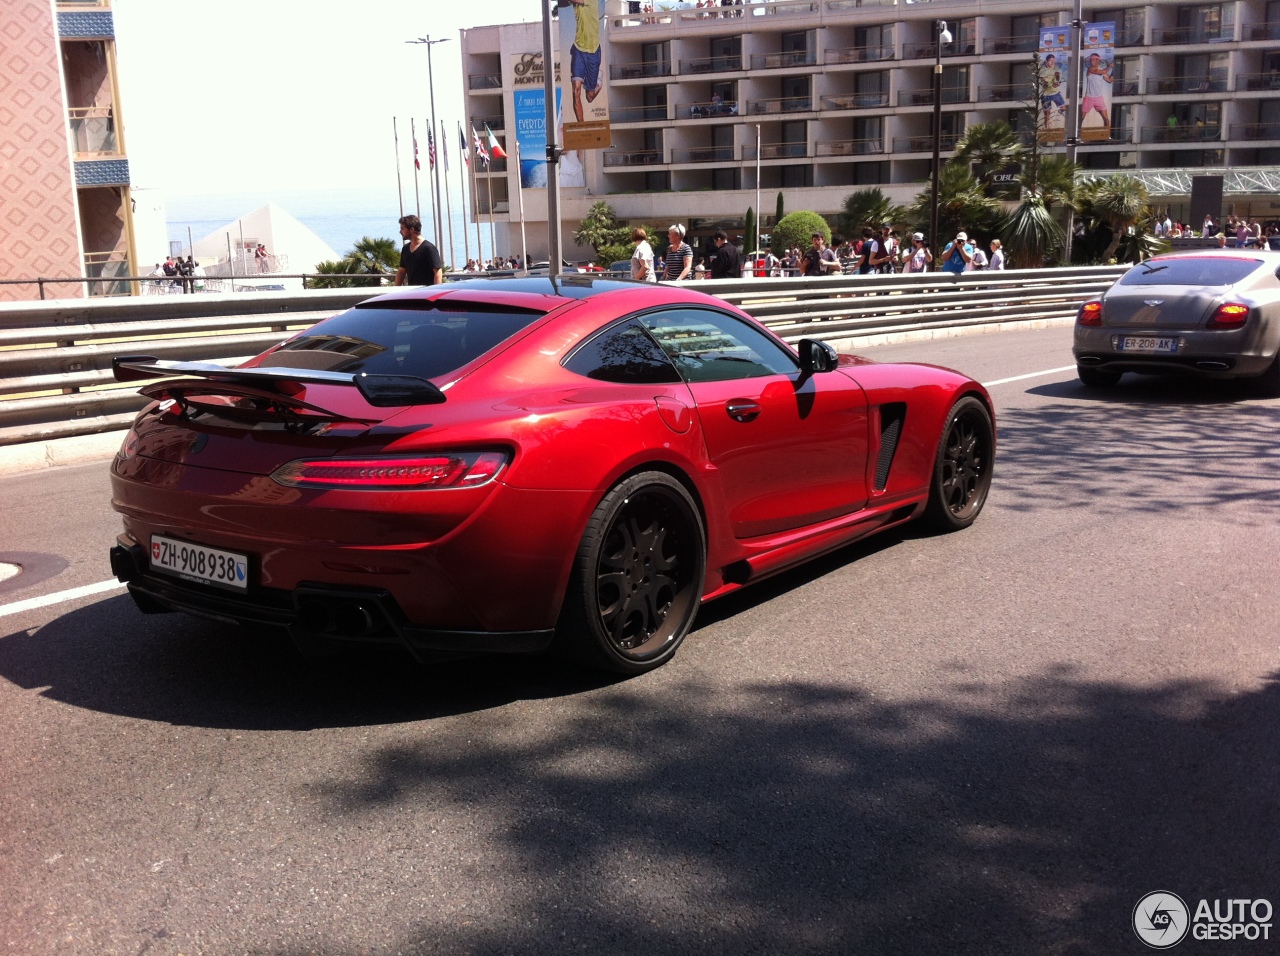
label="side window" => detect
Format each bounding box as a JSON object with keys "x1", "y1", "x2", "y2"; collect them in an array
[
  {"x1": 564, "y1": 320, "x2": 682, "y2": 384},
  {"x1": 638, "y1": 308, "x2": 798, "y2": 383}
]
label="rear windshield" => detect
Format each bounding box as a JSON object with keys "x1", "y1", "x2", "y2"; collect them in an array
[
  {"x1": 1118, "y1": 257, "x2": 1262, "y2": 287},
  {"x1": 264, "y1": 305, "x2": 543, "y2": 379}
]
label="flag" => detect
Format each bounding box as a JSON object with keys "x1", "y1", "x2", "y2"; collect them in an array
[
  {"x1": 440, "y1": 121, "x2": 449, "y2": 172},
  {"x1": 471, "y1": 126, "x2": 490, "y2": 167},
  {"x1": 458, "y1": 124, "x2": 470, "y2": 167},
  {"x1": 486, "y1": 124, "x2": 507, "y2": 160},
  {"x1": 413, "y1": 135, "x2": 420, "y2": 170},
  {"x1": 427, "y1": 130, "x2": 437, "y2": 170}
]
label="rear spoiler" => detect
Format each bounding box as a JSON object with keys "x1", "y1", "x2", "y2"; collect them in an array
[{"x1": 111, "y1": 356, "x2": 446, "y2": 407}]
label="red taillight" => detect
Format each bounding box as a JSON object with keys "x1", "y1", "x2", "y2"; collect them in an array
[
  {"x1": 1207, "y1": 303, "x2": 1249, "y2": 329},
  {"x1": 1078, "y1": 300, "x2": 1103, "y2": 326},
  {"x1": 272, "y1": 451, "x2": 508, "y2": 489}
]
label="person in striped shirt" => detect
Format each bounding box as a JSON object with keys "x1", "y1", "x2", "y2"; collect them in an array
[{"x1": 663, "y1": 224, "x2": 693, "y2": 281}]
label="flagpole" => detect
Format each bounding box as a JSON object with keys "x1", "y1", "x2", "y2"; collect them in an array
[
  {"x1": 458, "y1": 124, "x2": 472, "y2": 268},
  {"x1": 515, "y1": 141, "x2": 528, "y2": 268},
  {"x1": 441, "y1": 119, "x2": 455, "y2": 271},
  {"x1": 425, "y1": 39, "x2": 448, "y2": 248},
  {"x1": 485, "y1": 170, "x2": 497, "y2": 264},
  {"x1": 410, "y1": 118, "x2": 422, "y2": 219},
  {"x1": 393, "y1": 117, "x2": 404, "y2": 219},
  {"x1": 469, "y1": 129, "x2": 484, "y2": 265}
]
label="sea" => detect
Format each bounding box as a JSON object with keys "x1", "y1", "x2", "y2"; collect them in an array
[{"x1": 165, "y1": 187, "x2": 500, "y2": 271}]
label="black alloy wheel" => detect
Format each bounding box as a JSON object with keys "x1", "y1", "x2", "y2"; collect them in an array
[
  {"x1": 558, "y1": 471, "x2": 706, "y2": 674},
  {"x1": 923, "y1": 396, "x2": 994, "y2": 532},
  {"x1": 1078, "y1": 365, "x2": 1122, "y2": 387}
]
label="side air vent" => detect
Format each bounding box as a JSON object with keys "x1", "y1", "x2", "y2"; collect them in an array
[{"x1": 875, "y1": 403, "x2": 906, "y2": 491}]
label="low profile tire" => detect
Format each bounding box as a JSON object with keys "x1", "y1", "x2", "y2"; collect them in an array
[
  {"x1": 923, "y1": 396, "x2": 994, "y2": 533},
  {"x1": 1078, "y1": 365, "x2": 1122, "y2": 387},
  {"x1": 557, "y1": 471, "x2": 706, "y2": 675}
]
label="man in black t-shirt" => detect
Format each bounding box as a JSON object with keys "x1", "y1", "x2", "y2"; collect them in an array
[
  {"x1": 394, "y1": 214, "x2": 444, "y2": 286},
  {"x1": 708, "y1": 230, "x2": 742, "y2": 279}
]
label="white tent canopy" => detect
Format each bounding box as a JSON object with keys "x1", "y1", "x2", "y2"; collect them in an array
[{"x1": 191, "y1": 203, "x2": 340, "y2": 273}]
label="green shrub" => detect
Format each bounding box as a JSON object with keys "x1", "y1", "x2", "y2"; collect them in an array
[{"x1": 771, "y1": 211, "x2": 830, "y2": 254}]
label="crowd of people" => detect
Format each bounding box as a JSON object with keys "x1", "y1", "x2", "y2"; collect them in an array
[
  {"x1": 1153, "y1": 212, "x2": 1280, "y2": 248},
  {"x1": 460, "y1": 256, "x2": 525, "y2": 272}
]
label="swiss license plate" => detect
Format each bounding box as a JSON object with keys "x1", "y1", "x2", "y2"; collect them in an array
[
  {"x1": 150, "y1": 535, "x2": 249, "y2": 591},
  {"x1": 1117, "y1": 335, "x2": 1179, "y2": 354}
]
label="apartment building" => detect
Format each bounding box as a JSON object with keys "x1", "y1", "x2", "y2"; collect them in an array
[
  {"x1": 1, "y1": 0, "x2": 138, "y2": 300},
  {"x1": 461, "y1": 0, "x2": 1280, "y2": 259}
]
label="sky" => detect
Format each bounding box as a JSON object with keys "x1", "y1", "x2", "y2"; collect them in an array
[{"x1": 113, "y1": 0, "x2": 539, "y2": 197}]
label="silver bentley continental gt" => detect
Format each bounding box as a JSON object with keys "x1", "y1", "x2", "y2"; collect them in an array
[{"x1": 1073, "y1": 250, "x2": 1280, "y2": 395}]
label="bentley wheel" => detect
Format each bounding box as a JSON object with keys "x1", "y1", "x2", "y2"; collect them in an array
[
  {"x1": 923, "y1": 396, "x2": 994, "y2": 533},
  {"x1": 558, "y1": 472, "x2": 706, "y2": 675},
  {"x1": 1078, "y1": 365, "x2": 1122, "y2": 387}
]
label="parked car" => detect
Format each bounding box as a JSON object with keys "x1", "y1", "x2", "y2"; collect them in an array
[
  {"x1": 1073, "y1": 250, "x2": 1280, "y2": 394},
  {"x1": 607, "y1": 260, "x2": 633, "y2": 277},
  {"x1": 109, "y1": 277, "x2": 994, "y2": 674}
]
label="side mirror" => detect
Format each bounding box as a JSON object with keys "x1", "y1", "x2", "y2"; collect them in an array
[{"x1": 798, "y1": 338, "x2": 839, "y2": 374}]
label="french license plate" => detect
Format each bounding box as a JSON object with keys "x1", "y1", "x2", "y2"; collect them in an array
[
  {"x1": 1117, "y1": 336, "x2": 1179, "y2": 353},
  {"x1": 150, "y1": 535, "x2": 249, "y2": 591}
]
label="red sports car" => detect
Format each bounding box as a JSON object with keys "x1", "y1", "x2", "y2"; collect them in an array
[{"x1": 109, "y1": 277, "x2": 994, "y2": 673}]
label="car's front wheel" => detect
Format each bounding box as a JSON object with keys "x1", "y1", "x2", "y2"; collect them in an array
[
  {"x1": 1078, "y1": 365, "x2": 1122, "y2": 387},
  {"x1": 557, "y1": 471, "x2": 706, "y2": 674},
  {"x1": 923, "y1": 396, "x2": 994, "y2": 533}
]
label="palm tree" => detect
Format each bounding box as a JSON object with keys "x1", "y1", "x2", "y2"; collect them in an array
[
  {"x1": 1080, "y1": 175, "x2": 1150, "y2": 262},
  {"x1": 1000, "y1": 195, "x2": 1065, "y2": 268},
  {"x1": 835, "y1": 187, "x2": 904, "y2": 240},
  {"x1": 908, "y1": 162, "x2": 1003, "y2": 241},
  {"x1": 342, "y1": 236, "x2": 400, "y2": 287},
  {"x1": 952, "y1": 121, "x2": 1024, "y2": 188},
  {"x1": 309, "y1": 259, "x2": 354, "y2": 289}
]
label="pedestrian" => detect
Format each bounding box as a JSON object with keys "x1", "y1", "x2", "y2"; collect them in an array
[
  {"x1": 255, "y1": 243, "x2": 269, "y2": 272},
  {"x1": 709, "y1": 229, "x2": 743, "y2": 279},
  {"x1": 967, "y1": 243, "x2": 988, "y2": 271},
  {"x1": 987, "y1": 239, "x2": 1005, "y2": 270},
  {"x1": 630, "y1": 227, "x2": 656, "y2": 281},
  {"x1": 179, "y1": 255, "x2": 195, "y2": 293},
  {"x1": 803, "y1": 232, "x2": 840, "y2": 276},
  {"x1": 868, "y1": 224, "x2": 896, "y2": 273},
  {"x1": 856, "y1": 227, "x2": 877, "y2": 274},
  {"x1": 903, "y1": 232, "x2": 932, "y2": 273},
  {"x1": 939, "y1": 231, "x2": 973, "y2": 274},
  {"x1": 662, "y1": 224, "x2": 693, "y2": 281},
  {"x1": 394, "y1": 214, "x2": 444, "y2": 286}
]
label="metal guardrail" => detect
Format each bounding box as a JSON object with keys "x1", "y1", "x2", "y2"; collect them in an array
[{"x1": 0, "y1": 267, "x2": 1125, "y2": 447}]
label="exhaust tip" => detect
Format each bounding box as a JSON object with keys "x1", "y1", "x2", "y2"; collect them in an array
[
  {"x1": 1195, "y1": 360, "x2": 1230, "y2": 370},
  {"x1": 332, "y1": 602, "x2": 375, "y2": 637},
  {"x1": 296, "y1": 600, "x2": 335, "y2": 634}
]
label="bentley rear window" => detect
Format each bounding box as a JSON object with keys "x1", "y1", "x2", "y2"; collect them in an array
[
  {"x1": 1119, "y1": 257, "x2": 1262, "y2": 287},
  {"x1": 266, "y1": 306, "x2": 543, "y2": 380}
]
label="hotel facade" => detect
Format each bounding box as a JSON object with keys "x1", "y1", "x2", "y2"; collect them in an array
[
  {"x1": 1, "y1": 0, "x2": 138, "y2": 300},
  {"x1": 460, "y1": 0, "x2": 1280, "y2": 260}
]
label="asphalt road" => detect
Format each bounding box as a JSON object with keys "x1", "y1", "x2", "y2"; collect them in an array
[{"x1": 1, "y1": 325, "x2": 1278, "y2": 955}]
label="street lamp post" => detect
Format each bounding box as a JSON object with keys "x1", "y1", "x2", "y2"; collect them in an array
[
  {"x1": 406, "y1": 36, "x2": 451, "y2": 251},
  {"x1": 929, "y1": 19, "x2": 953, "y2": 256}
]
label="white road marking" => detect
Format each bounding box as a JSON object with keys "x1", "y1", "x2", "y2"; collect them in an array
[
  {"x1": 983, "y1": 365, "x2": 1077, "y2": 388},
  {"x1": 0, "y1": 579, "x2": 125, "y2": 620}
]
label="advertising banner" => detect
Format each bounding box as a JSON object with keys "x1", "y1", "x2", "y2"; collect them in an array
[
  {"x1": 510, "y1": 52, "x2": 563, "y2": 188},
  {"x1": 1037, "y1": 26, "x2": 1071, "y2": 144},
  {"x1": 558, "y1": 0, "x2": 612, "y2": 158},
  {"x1": 1080, "y1": 21, "x2": 1116, "y2": 142}
]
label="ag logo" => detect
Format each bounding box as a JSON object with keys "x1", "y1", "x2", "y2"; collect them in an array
[{"x1": 1134, "y1": 891, "x2": 1190, "y2": 948}]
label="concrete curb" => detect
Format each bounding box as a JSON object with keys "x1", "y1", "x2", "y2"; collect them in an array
[{"x1": 0, "y1": 317, "x2": 1076, "y2": 479}]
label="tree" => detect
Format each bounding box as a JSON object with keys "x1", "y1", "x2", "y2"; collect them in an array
[
  {"x1": 341, "y1": 236, "x2": 399, "y2": 287},
  {"x1": 836, "y1": 187, "x2": 903, "y2": 240},
  {"x1": 575, "y1": 200, "x2": 632, "y2": 253},
  {"x1": 772, "y1": 210, "x2": 829, "y2": 254},
  {"x1": 907, "y1": 163, "x2": 1002, "y2": 242},
  {"x1": 1000, "y1": 195, "x2": 1064, "y2": 268},
  {"x1": 745, "y1": 207, "x2": 756, "y2": 254},
  {"x1": 775, "y1": 192, "x2": 785, "y2": 230},
  {"x1": 308, "y1": 259, "x2": 354, "y2": 289},
  {"x1": 1079, "y1": 175, "x2": 1152, "y2": 262},
  {"x1": 952, "y1": 121, "x2": 1024, "y2": 189}
]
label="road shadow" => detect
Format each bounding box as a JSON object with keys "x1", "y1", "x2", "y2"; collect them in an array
[{"x1": 252, "y1": 668, "x2": 1280, "y2": 955}]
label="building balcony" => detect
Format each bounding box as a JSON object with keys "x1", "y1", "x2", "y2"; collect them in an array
[
  {"x1": 609, "y1": 60, "x2": 672, "y2": 80},
  {"x1": 893, "y1": 132, "x2": 961, "y2": 153},
  {"x1": 749, "y1": 50, "x2": 816, "y2": 70},
  {"x1": 467, "y1": 73, "x2": 502, "y2": 91},
  {"x1": 610, "y1": 105, "x2": 670, "y2": 122},
  {"x1": 1156, "y1": 26, "x2": 1233, "y2": 45},
  {"x1": 815, "y1": 137, "x2": 885, "y2": 156},
  {"x1": 745, "y1": 96, "x2": 814, "y2": 115},
  {"x1": 898, "y1": 88, "x2": 969, "y2": 107},
  {"x1": 743, "y1": 142, "x2": 809, "y2": 160},
  {"x1": 1113, "y1": 79, "x2": 1140, "y2": 96},
  {"x1": 475, "y1": 198, "x2": 510, "y2": 215},
  {"x1": 670, "y1": 146, "x2": 736, "y2": 164},
  {"x1": 471, "y1": 114, "x2": 503, "y2": 131},
  {"x1": 477, "y1": 158, "x2": 508, "y2": 173},
  {"x1": 603, "y1": 149, "x2": 665, "y2": 167},
  {"x1": 819, "y1": 92, "x2": 890, "y2": 110},
  {"x1": 1247, "y1": 23, "x2": 1280, "y2": 40},
  {"x1": 68, "y1": 106, "x2": 117, "y2": 155},
  {"x1": 905, "y1": 41, "x2": 977, "y2": 60},
  {"x1": 1229, "y1": 123, "x2": 1280, "y2": 140},
  {"x1": 679, "y1": 55, "x2": 742, "y2": 75},
  {"x1": 678, "y1": 100, "x2": 739, "y2": 119},
  {"x1": 1236, "y1": 72, "x2": 1280, "y2": 92},
  {"x1": 1145, "y1": 75, "x2": 1228, "y2": 95},
  {"x1": 979, "y1": 83, "x2": 1033, "y2": 103},
  {"x1": 982, "y1": 35, "x2": 1039, "y2": 55},
  {"x1": 825, "y1": 46, "x2": 894, "y2": 64},
  {"x1": 1116, "y1": 28, "x2": 1146, "y2": 46},
  {"x1": 1139, "y1": 124, "x2": 1222, "y2": 143}
]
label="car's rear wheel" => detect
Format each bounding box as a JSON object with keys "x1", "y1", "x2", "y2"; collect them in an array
[
  {"x1": 923, "y1": 396, "x2": 994, "y2": 533},
  {"x1": 1078, "y1": 365, "x2": 1122, "y2": 387},
  {"x1": 557, "y1": 471, "x2": 706, "y2": 675}
]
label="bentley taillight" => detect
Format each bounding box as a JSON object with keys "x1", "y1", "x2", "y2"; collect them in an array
[
  {"x1": 1207, "y1": 303, "x2": 1250, "y2": 329},
  {"x1": 272, "y1": 451, "x2": 508, "y2": 489},
  {"x1": 1078, "y1": 300, "x2": 1103, "y2": 326}
]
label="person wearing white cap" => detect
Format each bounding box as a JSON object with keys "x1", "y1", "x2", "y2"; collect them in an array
[
  {"x1": 939, "y1": 230, "x2": 974, "y2": 275},
  {"x1": 904, "y1": 232, "x2": 932, "y2": 273}
]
